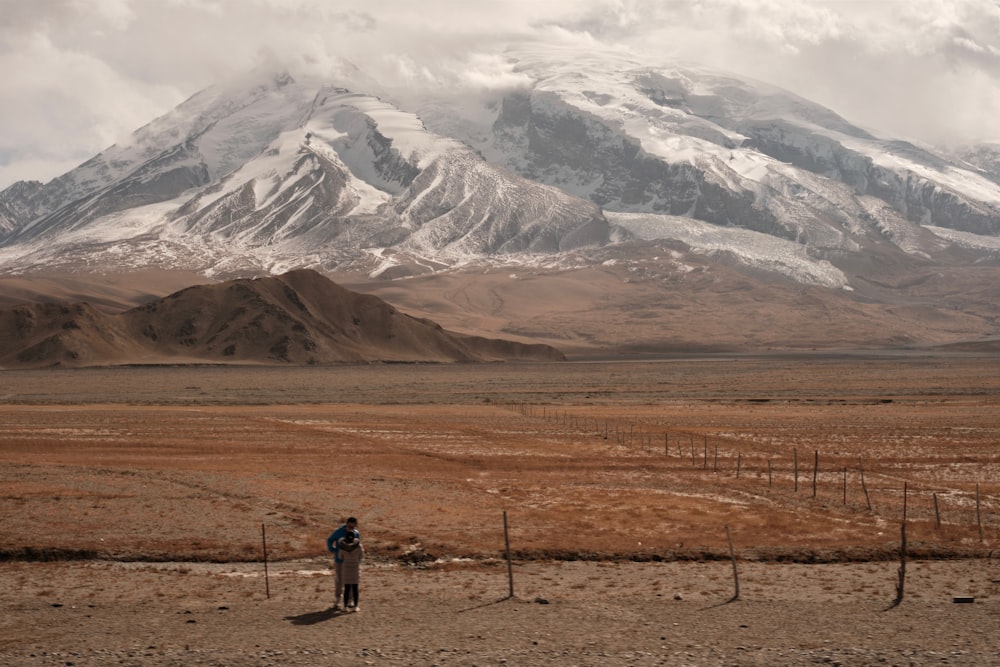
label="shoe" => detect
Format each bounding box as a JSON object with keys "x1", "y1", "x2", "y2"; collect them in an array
[
  {"x1": 332, "y1": 604, "x2": 341, "y2": 611},
  {"x1": 352, "y1": 606, "x2": 360, "y2": 612}
]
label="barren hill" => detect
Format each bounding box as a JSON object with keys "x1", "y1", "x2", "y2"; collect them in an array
[{"x1": 0, "y1": 269, "x2": 565, "y2": 368}]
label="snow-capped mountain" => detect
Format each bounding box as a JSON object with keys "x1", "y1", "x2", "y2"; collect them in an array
[
  {"x1": 0, "y1": 62, "x2": 609, "y2": 279},
  {"x1": 1, "y1": 42, "x2": 999, "y2": 351},
  {"x1": 419, "y1": 44, "x2": 1000, "y2": 254}
]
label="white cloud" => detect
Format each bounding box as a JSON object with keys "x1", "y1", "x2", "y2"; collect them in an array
[
  {"x1": 2, "y1": 0, "x2": 1000, "y2": 188},
  {"x1": 0, "y1": 29, "x2": 182, "y2": 187},
  {"x1": 592, "y1": 0, "x2": 1000, "y2": 145}
]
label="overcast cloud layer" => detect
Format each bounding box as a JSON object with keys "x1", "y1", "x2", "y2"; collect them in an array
[{"x1": 2, "y1": 0, "x2": 1000, "y2": 189}]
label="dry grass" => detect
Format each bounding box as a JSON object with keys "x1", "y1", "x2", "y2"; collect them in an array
[{"x1": 0, "y1": 354, "x2": 998, "y2": 564}]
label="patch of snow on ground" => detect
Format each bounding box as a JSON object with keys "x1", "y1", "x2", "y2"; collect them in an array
[
  {"x1": 924, "y1": 225, "x2": 1000, "y2": 251},
  {"x1": 608, "y1": 211, "x2": 849, "y2": 288}
]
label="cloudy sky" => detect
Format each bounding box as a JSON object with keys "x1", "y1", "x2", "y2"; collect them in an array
[{"x1": 2, "y1": 0, "x2": 1000, "y2": 189}]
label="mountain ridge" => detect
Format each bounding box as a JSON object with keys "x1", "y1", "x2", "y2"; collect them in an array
[
  {"x1": 0, "y1": 42, "x2": 998, "y2": 351},
  {"x1": 0, "y1": 269, "x2": 565, "y2": 368}
]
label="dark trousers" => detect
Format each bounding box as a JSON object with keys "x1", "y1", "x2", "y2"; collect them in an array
[{"x1": 343, "y1": 583, "x2": 359, "y2": 607}]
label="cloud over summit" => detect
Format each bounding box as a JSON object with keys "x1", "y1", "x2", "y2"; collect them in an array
[{"x1": 2, "y1": 0, "x2": 1000, "y2": 188}]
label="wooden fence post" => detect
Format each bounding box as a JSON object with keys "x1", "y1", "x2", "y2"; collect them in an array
[
  {"x1": 503, "y1": 511, "x2": 514, "y2": 599},
  {"x1": 860, "y1": 460, "x2": 872, "y2": 511},
  {"x1": 261, "y1": 522, "x2": 270, "y2": 600},
  {"x1": 725, "y1": 524, "x2": 740, "y2": 602},
  {"x1": 794, "y1": 449, "x2": 799, "y2": 492},
  {"x1": 892, "y1": 521, "x2": 907, "y2": 608},
  {"x1": 812, "y1": 450, "x2": 818, "y2": 499}
]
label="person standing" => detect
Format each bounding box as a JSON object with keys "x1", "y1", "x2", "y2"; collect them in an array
[
  {"x1": 337, "y1": 532, "x2": 364, "y2": 611},
  {"x1": 326, "y1": 516, "x2": 360, "y2": 610}
]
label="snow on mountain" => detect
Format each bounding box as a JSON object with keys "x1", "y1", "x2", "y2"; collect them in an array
[
  {"x1": 0, "y1": 40, "x2": 998, "y2": 295},
  {"x1": 608, "y1": 211, "x2": 849, "y2": 289},
  {"x1": 416, "y1": 42, "x2": 1000, "y2": 257},
  {"x1": 951, "y1": 142, "x2": 1000, "y2": 186},
  {"x1": 0, "y1": 67, "x2": 610, "y2": 278},
  {"x1": 0, "y1": 180, "x2": 43, "y2": 239},
  {"x1": 923, "y1": 225, "x2": 1000, "y2": 252}
]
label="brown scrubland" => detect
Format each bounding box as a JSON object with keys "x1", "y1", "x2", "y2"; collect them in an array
[{"x1": 1, "y1": 354, "x2": 998, "y2": 665}]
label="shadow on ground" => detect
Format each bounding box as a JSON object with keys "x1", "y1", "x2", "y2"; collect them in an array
[{"x1": 284, "y1": 607, "x2": 343, "y2": 625}]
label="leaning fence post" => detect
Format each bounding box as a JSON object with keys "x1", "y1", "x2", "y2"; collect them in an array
[
  {"x1": 860, "y1": 459, "x2": 872, "y2": 511},
  {"x1": 725, "y1": 524, "x2": 740, "y2": 602},
  {"x1": 892, "y1": 521, "x2": 907, "y2": 607}
]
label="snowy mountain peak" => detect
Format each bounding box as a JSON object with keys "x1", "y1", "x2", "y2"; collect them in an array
[
  {"x1": 0, "y1": 64, "x2": 610, "y2": 279},
  {"x1": 0, "y1": 41, "x2": 997, "y2": 295}
]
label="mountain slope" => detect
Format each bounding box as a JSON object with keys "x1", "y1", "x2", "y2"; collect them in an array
[
  {"x1": 0, "y1": 42, "x2": 998, "y2": 351},
  {"x1": 420, "y1": 44, "x2": 1000, "y2": 256},
  {"x1": 0, "y1": 269, "x2": 565, "y2": 368},
  {"x1": 0, "y1": 72, "x2": 610, "y2": 278},
  {"x1": 1, "y1": 43, "x2": 995, "y2": 285}
]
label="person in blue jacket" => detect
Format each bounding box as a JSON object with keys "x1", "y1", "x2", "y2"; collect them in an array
[{"x1": 326, "y1": 516, "x2": 360, "y2": 609}]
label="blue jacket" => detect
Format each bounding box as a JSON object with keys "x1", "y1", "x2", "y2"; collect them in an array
[{"x1": 326, "y1": 525, "x2": 360, "y2": 563}]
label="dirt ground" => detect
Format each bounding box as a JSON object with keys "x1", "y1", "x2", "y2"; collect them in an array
[
  {"x1": 1, "y1": 353, "x2": 999, "y2": 665},
  {"x1": 1, "y1": 558, "x2": 998, "y2": 666}
]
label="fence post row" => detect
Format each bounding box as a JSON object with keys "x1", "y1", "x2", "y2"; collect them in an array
[{"x1": 501, "y1": 403, "x2": 992, "y2": 541}]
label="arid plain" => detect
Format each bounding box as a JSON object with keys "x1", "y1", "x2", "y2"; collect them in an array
[{"x1": 2, "y1": 354, "x2": 999, "y2": 665}]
